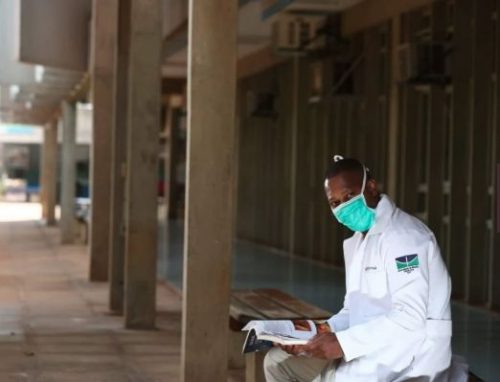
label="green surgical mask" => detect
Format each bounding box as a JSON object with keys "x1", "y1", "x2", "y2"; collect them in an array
[{"x1": 331, "y1": 166, "x2": 376, "y2": 232}]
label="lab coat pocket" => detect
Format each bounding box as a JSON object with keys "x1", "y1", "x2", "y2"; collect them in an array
[{"x1": 364, "y1": 270, "x2": 388, "y2": 298}]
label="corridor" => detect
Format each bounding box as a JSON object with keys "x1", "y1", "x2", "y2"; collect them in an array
[{"x1": 0, "y1": 202, "x2": 185, "y2": 382}]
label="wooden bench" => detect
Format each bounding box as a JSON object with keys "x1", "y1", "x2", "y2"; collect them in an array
[
  {"x1": 229, "y1": 288, "x2": 331, "y2": 382},
  {"x1": 229, "y1": 289, "x2": 483, "y2": 382}
]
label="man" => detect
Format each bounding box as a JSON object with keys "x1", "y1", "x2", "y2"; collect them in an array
[{"x1": 264, "y1": 156, "x2": 453, "y2": 382}]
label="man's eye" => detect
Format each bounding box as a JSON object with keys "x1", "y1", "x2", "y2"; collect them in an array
[{"x1": 343, "y1": 194, "x2": 356, "y2": 203}]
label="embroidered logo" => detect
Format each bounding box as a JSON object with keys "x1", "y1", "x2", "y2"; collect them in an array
[{"x1": 395, "y1": 254, "x2": 419, "y2": 273}]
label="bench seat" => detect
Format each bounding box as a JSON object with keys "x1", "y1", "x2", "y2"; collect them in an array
[{"x1": 229, "y1": 288, "x2": 331, "y2": 382}]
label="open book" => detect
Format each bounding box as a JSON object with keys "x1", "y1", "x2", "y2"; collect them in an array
[{"x1": 241, "y1": 320, "x2": 318, "y2": 354}]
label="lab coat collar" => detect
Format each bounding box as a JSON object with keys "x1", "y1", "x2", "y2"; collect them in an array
[{"x1": 366, "y1": 194, "x2": 396, "y2": 236}]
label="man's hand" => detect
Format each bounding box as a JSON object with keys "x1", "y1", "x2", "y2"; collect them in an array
[
  {"x1": 278, "y1": 344, "x2": 307, "y2": 356},
  {"x1": 302, "y1": 333, "x2": 343, "y2": 360}
]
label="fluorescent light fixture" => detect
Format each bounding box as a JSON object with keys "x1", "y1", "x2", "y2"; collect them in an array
[
  {"x1": 9, "y1": 85, "x2": 20, "y2": 100},
  {"x1": 35, "y1": 65, "x2": 45, "y2": 83},
  {"x1": 77, "y1": 102, "x2": 93, "y2": 111}
]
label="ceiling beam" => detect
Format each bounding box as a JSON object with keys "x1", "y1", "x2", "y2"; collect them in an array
[
  {"x1": 342, "y1": 0, "x2": 433, "y2": 36},
  {"x1": 162, "y1": 19, "x2": 188, "y2": 61},
  {"x1": 237, "y1": 45, "x2": 286, "y2": 79}
]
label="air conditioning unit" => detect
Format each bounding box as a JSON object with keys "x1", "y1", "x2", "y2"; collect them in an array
[
  {"x1": 271, "y1": 14, "x2": 326, "y2": 53},
  {"x1": 398, "y1": 43, "x2": 450, "y2": 85}
]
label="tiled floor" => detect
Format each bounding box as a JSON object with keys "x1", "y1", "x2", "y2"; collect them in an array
[
  {"x1": 160, "y1": 221, "x2": 500, "y2": 381},
  {"x1": 1, "y1": 202, "x2": 498, "y2": 381},
  {"x1": 0, "y1": 203, "x2": 224, "y2": 382}
]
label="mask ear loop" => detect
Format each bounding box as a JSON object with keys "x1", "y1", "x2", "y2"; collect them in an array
[
  {"x1": 332, "y1": 155, "x2": 368, "y2": 195},
  {"x1": 360, "y1": 165, "x2": 367, "y2": 194}
]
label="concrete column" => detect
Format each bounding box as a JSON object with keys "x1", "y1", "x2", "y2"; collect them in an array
[
  {"x1": 89, "y1": 0, "x2": 118, "y2": 282},
  {"x1": 40, "y1": 120, "x2": 58, "y2": 226},
  {"x1": 123, "y1": 0, "x2": 161, "y2": 329},
  {"x1": 109, "y1": 0, "x2": 130, "y2": 314},
  {"x1": 181, "y1": 0, "x2": 237, "y2": 381},
  {"x1": 164, "y1": 96, "x2": 184, "y2": 221},
  {"x1": 60, "y1": 101, "x2": 77, "y2": 244},
  {"x1": 40, "y1": 124, "x2": 49, "y2": 220}
]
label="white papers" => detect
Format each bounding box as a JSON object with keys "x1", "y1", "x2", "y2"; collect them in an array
[{"x1": 242, "y1": 320, "x2": 317, "y2": 344}]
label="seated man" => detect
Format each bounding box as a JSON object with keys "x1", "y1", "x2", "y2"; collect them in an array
[{"x1": 264, "y1": 156, "x2": 453, "y2": 382}]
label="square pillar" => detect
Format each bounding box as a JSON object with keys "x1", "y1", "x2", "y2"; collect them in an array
[
  {"x1": 109, "y1": 0, "x2": 130, "y2": 314},
  {"x1": 123, "y1": 0, "x2": 161, "y2": 329},
  {"x1": 89, "y1": 0, "x2": 118, "y2": 281},
  {"x1": 40, "y1": 119, "x2": 58, "y2": 226},
  {"x1": 181, "y1": 0, "x2": 237, "y2": 380},
  {"x1": 60, "y1": 101, "x2": 77, "y2": 244}
]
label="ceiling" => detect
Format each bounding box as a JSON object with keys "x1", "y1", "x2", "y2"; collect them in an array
[
  {"x1": 161, "y1": 0, "x2": 367, "y2": 77},
  {"x1": 0, "y1": 0, "x2": 365, "y2": 126},
  {"x1": 0, "y1": 0, "x2": 87, "y2": 126},
  {"x1": 162, "y1": 0, "x2": 273, "y2": 78},
  {"x1": 261, "y1": 0, "x2": 365, "y2": 19}
]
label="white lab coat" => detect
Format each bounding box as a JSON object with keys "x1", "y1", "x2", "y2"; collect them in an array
[{"x1": 327, "y1": 195, "x2": 453, "y2": 382}]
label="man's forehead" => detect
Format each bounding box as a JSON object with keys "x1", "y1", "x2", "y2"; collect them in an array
[{"x1": 326, "y1": 171, "x2": 363, "y2": 190}]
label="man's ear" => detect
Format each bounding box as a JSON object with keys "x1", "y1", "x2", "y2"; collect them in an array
[{"x1": 366, "y1": 179, "x2": 378, "y2": 195}]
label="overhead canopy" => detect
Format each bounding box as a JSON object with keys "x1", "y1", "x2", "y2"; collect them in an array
[
  {"x1": 161, "y1": 0, "x2": 367, "y2": 78},
  {"x1": 0, "y1": 0, "x2": 87, "y2": 125},
  {"x1": 18, "y1": 0, "x2": 91, "y2": 71},
  {"x1": 261, "y1": 0, "x2": 365, "y2": 20},
  {"x1": 162, "y1": 0, "x2": 272, "y2": 78}
]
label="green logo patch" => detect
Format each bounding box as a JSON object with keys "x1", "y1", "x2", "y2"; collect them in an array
[{"x1": 395, "y1": 254, "x2": 419, "y2": 273}]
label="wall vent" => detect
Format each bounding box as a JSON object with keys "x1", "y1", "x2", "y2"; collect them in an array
[{"x1": 399, "y1": 43, "x2": 451, "y2": 85}]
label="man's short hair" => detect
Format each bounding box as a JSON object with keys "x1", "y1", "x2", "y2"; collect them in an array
[{"x1": 324, "y1": 157, "x2": 372, "y2": 181}]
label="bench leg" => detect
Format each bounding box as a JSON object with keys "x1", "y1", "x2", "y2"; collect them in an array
[
  {"x1": 245, "y1": 351, "x2": 266, "y2": 382},
  {"x1": 228, "y1": 330, "x2": 246, "y2": 369}
]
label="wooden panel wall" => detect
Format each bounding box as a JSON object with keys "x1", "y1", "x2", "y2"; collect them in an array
[
  {"x1": 491, "y1": 0, "x2": 500, "y2": 311},
  {"x1": 237, "y1": 23, "x2": 390, "y2": 266},
  {"x1": 449, "y1": 0, "x2": 472, "y2": 299},
  {"x1": 396, "y1": 0, "x2": 499, "y2": 307},
  {"x1": 237, "y1": 64, "x2": 293, "y2": 250},
  {"x1": 236, "y1": 0, "x2": 500, "y2": 312}
]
